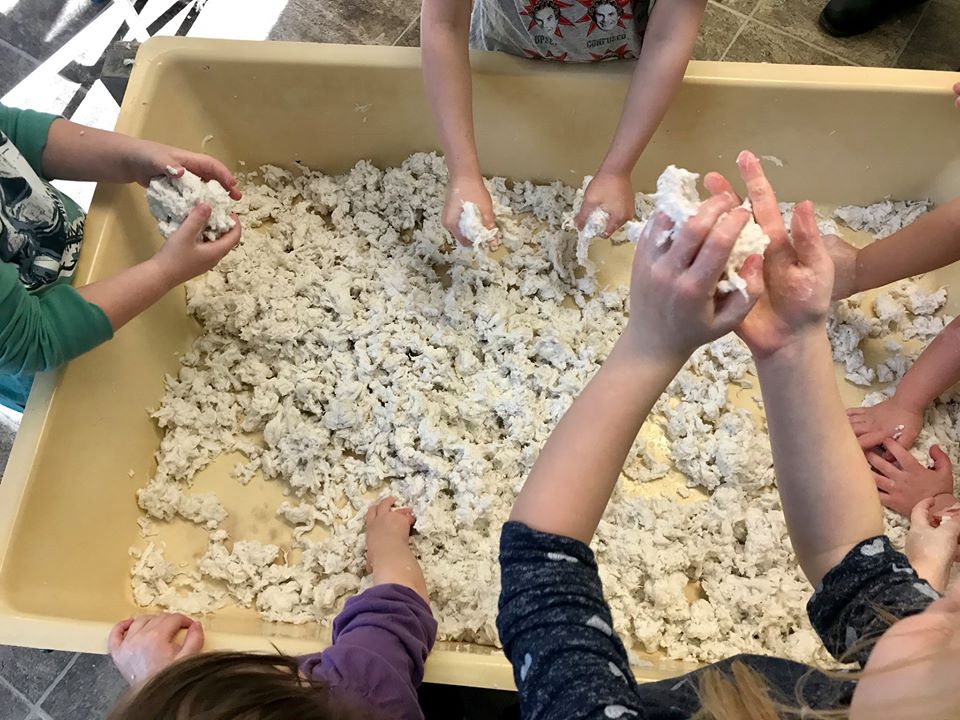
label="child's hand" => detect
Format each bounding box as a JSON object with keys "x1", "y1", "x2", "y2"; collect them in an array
[
  {"x1": 905, "y1": 496, "x2": 960, "y2": 592},
  {"x1": 575, "y1": 171, "x2": 633, "y2": 237},
  {"x1": 709, "y1": 152, "x2": 834, "y2": 359},
  {"x1": 444, "y1": 175, "x2": 497, "y2": 247},
  {"x1": 108, "y1": 613, "x2": 204, "y2": 686},
  {"x1": 623, "y1": 191, "x2": 763, "y2": 360},
  {"x1": 126, "y1": 140, "x2": 242, "y2": 199},
  {"x1": 954, "y1": 81, "x2": 960, "y2": 109},
  {"x1": 867, "y1": 439, "x2": 954, "y2": 517},
  {"x1": 823, "y1": 233, "x2": 860, "y2": 300},
  {"x1": 152, "y1": 205, "x2": 241, "y2": 286},
  {"x1": 848, "y1": 396, "x2": 923, "y2": 452},
  {"x1": 365, "y1": 496, "x2": 416, "y2": 574}
]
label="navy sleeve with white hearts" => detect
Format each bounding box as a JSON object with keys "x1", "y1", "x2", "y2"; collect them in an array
[
  {"x1": 807, "y1": 535, "x2": 940, "y2": 667},
  {"x1": 497, "y1": 521, "x2": 644, "y2": 720}
]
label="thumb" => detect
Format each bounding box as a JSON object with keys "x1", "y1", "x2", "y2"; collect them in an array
[
  {"x1": 930, "y1": 444, "x2": 951, "y2": 471},
  {"x1": 176, "y1": 203, "x2": 212, "y2": 240},
  {"x1": 716, "y1": 254, "x2": 764, "y2": 326},
  {"x1": 176, "y1": 622, "x2": 205, "y2": 659}
]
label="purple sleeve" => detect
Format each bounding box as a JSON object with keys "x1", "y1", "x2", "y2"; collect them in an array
[{"x1": 299, "y1": 584, "x2": 437, "y2": 720}]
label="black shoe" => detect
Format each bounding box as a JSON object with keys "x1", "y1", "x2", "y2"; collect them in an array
[{"x1": 819, "y1": 0, "x2": 927, "y2": 37}]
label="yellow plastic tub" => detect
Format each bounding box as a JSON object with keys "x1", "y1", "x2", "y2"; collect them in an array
[{"x1": 0, "y1": 37, "x2": 957, "y2": 691}]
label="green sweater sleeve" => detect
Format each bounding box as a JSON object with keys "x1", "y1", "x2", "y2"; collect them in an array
[
  {"x1": 0, "y1": 103, "x2": 59, "y2": 179},
  {"x1": 0, "y1": 263, "x2": 113, "y2": 375}
]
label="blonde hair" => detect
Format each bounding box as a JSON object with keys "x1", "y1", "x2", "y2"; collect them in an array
[{"x1": 694, "y1": 607, "x2": 950, "y2": 720}]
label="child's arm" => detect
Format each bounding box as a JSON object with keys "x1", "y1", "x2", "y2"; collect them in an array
[
  {"x1": 364, "y1": 496, "x2": 428, "y2": 602},
  {"x1": 512, "y1": 190, "x2": 762, "y2": 544},
  {"x1": 40, "y1": 118, "x2": 241, "y2": 197},
  {"x1": 575, "y1": 0, "x2": 707, "y2": 236},
  {"x1": 848, "y1": 315, "x2": 960, "y2": 451},
  {"x1": 829, "y1": 198, "x2": 960, "y2": 300},
  {"x1": 76, "y1": 206, "x2": 240, "y2": 331},
  {"x1": 727, "y1": 152, "x2": 885, "y2": 587},
  {"x1": 421, "y1": 0, "x2": 497, "y2": 246},
  {"x1": 108, "y1": 613, "x2": 204, "y2": 686}
]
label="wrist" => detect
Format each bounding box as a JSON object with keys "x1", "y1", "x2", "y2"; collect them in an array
[
  {"x1": 145, "y1": 255, "x2": 184, "y2": 290},
  {"x1": 597, "y1": 154, "x2": 635, "y2": 178},
  {"x1": 753, "y1": 326, "x2": 828, "y2": 366},
  {"x1": 616, "y1": 325, "x2": 690, "y2": 372},
  {"x1": 890, "y1": 386, "x2": 928, "y2": 415}
]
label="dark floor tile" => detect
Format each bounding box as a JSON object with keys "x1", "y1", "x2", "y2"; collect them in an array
[
  {"x1": 269, "y1": 0, "x2": 421, "y2": 46},
  {"x1": 0, "y1": 647, "x2": 74, "y2": 704},
  {"x1": 394, "y1": 16, "x2": 420, "y2": 47},
  {"x1": 753, "y1": 0, "x2": 925, "y2": 66},
  {"x1": 0, "y1": 679, "x2": 30, "y2": 720},
  {"x1": 711, "y1": 0, "x2": 762, "y2": 15},
  {"x1": 40, "y1": 654, "x2": 128, "y2": 720},
  {"x1": 896, "y1": 0, "x2": 960, "y2": 70},
  {"x1": 0, "y1": 0, "x2": 107, "y2": 64},
  {"x1": 0, "y1": 41, "x2": 38, "y2": 98},
  {"x1": 725, "y1": 19, "x2": 853, "y2": 64},
  {"x1": 695, "y1": 3, "x2": 745, "y2": 60}
]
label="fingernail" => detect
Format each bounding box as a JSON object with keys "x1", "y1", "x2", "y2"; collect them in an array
[{"x1": 737, "y1": 150, "x2": 754, "y2": 165}]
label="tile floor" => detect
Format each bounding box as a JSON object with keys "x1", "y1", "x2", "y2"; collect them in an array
[{"x1": 0, "y1": 0, "x2": 956, "y2": 718}]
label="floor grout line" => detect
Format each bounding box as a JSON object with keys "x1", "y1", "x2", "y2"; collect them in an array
[
  {"x1": 0, "y1": 672, "x2": 36, "y2": 712},
  {"x1": 717, "y1": 5, "x2": 753, "y2": 61},
  {"x1": 392, "y1": 13, "x2": 420, "y2": 47},
  {"x1": 750, "y1": 15, "x2": 865, "y2": 66},
  {"x1": 892, "y1": 0, "x2": 930, "y2": 67},
  {"x1": 0, "y1": 36, "x2": 39, "y2": 66},
  {"x1": 31, "y1": 652, "x2": 79, "y2": 712}
]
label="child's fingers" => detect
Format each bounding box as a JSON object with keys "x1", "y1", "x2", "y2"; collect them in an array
[
  {"x1": 668, "y1": 192, "x2": 738, "y2": 269},
  {"x1": 703, "y1": 171, "x2": 739, "y2": 200},
  {"x1": 156, "y1": 613, "x2": 196, "y2": 640},
  {"x1": 877, "y1": 491, "x2": 903, "y2": 514},
  {"x1": 687, "y1": 205, "x2": 751, "y2": 284},
  {"x1": 638, "y1": 212, "x2": 675, "y2": 259},
  {"x1": 379, "y1": 496, "x2": 398, "y2": 513},
  {"x1": 176, "y1": 622, "x2": 205, "y2": 659},
  {"x1": 184, "y1": 154, "x2": 239, "y2": 194},
  {"x1": 714, "y1": 254, "x2": 763, "y2": 327},
  {"x1": 108, "y1": 619, "x2": 135, "y2": 652},
  {"x1": 176, "y1": 204, "x2": 213, "y2": 241},
  {"x1": 872, "y1": 471, "x2": 897, "y2": 494},
  {"x1": 127, "y1": 615, "x2": 155, "y2": 636},
  {"x1": 736, "y1": 151, "x2": 788, "y2": 248},
  {"x1": 910, "y1": 496, "x2": 937, "y2": 529},
  {"x1": 857, "y1": 430, "x2": 888, "y2": 451},
  {"x1": 789, "y1": 201, "x2": 827, "y2": 269},
  {"x1": 930, "y1": 444, "x2": 952, "y2": 471},
  {"x1": 846, "y1": 407, "x2": 867, "y2": 418},
  {"x1": 866, "y1": 451, "x2": 902, "y2": 479},
  {"x1": 882, "y1": 438, "x2": 918, "y2": 469},
  {"x1": 165, "y1": 165, "x2": 185, "y2": 178}
]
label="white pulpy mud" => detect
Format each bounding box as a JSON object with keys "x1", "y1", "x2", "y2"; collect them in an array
[{"x1": 131, "y1": 153, "x2": 954, "y2": 665}]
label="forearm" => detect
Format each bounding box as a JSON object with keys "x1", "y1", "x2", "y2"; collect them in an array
[
  {"x1": 855, "y1": 197, "x2": 960, "y2": 293},
  {"x1": 76, "y1": 258, "x2": 177, "y2": 331},
  {"x1": 371, "y1": 547, "x2": 429, "y2": 603},
  {"x1": 598, "y1": 0, "x2": 705, "y2": 175},
  {"x1": 511, "y1": 334, "x2": 685, "y2": 544},
  {"x1": 893, "y1": 315, "x2": 960, "y2": 410},
  {"x1": 757, "y1": 331, "x2": 884, "y2": 586},
  {"x1": 421, "y1": 1, "x2": 482, "y2": 179},
  {"x1": 42, "y1": 118, "x2": 140, "y2": 183}
]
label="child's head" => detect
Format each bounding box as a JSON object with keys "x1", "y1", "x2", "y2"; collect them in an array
[
  {"x1": 694, "y1": 583, "x2": 960, "y2": 720},
  {"x1": 107, "y1": 651, "x2": 366, "y2": 720}
]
